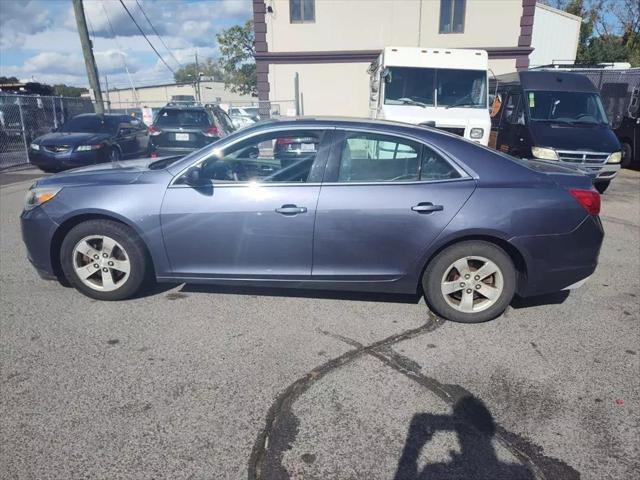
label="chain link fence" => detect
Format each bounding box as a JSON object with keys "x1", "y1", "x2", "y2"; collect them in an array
[{"x1": 0, "y1": 94, "x2": 94, "y2": 170}]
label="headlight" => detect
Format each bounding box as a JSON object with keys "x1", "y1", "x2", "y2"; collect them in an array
[
  {"x1": 24, "y1": 186, "x2": 62, "y2": 211},
  {"x1": 76, "y1": 144, "x2": 102, "y2": 152},
  {"x1": 607, "y1": 151, "x2": 622, "y2": 164},
  {"x1": 531, "y1": 146, "x2": 558, "y2": 161},
  {"x1": 469, "y1": 128, "x2": 484, "y2": 139},
  {"x1": 30, "y1": 143, "x2": 40, "y2": 150}
]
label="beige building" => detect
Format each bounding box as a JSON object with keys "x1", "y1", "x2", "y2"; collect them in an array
[
  {"x1": 253, "y1": 0, "x2": 579, "y2": 117},
  {"x1": 91, "y1": 80, "x2": 255, "y2": 111}
]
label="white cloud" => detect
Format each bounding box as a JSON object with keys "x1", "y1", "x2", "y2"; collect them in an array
[{"x1": 0, "y1": 0, "x2": 53, "y2": 49}]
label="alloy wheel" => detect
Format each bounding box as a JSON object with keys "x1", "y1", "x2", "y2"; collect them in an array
[
  {"x1": 72, "y1": 235, "x2": 131, "y2": 292},
  {"x1": 440, "y1": 256, "x2": 504, "y2": 313}
]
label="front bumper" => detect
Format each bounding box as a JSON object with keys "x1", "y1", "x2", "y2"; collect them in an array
[
  {"x1": 20, "y1": 205, "x2": 60, "y2": 278},
  {"x1": 28, "y1": 148, "x2": 106, "y2": 171},
  {"x1": 591, "y1": 163, "x2": 620, "y2": 183},
  {"x1": 512, "y1": 215, "x2": 604, "y2": 297}
]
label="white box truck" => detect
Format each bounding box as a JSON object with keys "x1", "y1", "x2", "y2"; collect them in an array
[{"x1": 368, "y1": 47, "x2": 491, "y2": 145}]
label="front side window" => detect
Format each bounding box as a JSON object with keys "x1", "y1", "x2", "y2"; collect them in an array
[
  {"x1": 440, "y1": 0, "x2": 466, "y2": 33},
  {"x1": 196, "y1": 130, "x2": 324, "y2": 183},
  {"x1": 290, "y1": 0, "x2": 315, "y2": 23},
  {"x1": 525, "y1": 91, "x2": 608, "y2": 125},
  {"x1": 504, "y1": 94, "x2": 523, "y2": 125}
]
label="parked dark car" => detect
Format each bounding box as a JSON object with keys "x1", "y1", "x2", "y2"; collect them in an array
[
  {"x1": 28, "y1": 113, "x2": 150, "y2": 172},
  {"x1": 490, "y1": 71, "x2": 622, "y2": 193},
  {"x1": 21, "y1": 118, "x2": 603, "y2": 323},
  {"x1": 149, "y1": 104, "x2": 234, "y2": 157}
]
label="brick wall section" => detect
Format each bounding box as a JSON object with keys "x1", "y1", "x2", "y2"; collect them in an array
[
  {"x1": 252, "y1": 0, "x2": 270, "y2": 117},
  {"x1": 517, "y1": 0, "x2": 537, "y2": 69}
]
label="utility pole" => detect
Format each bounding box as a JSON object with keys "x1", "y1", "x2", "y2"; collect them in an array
[
  {"x1": 72, "y1": 0, "x2": 104, "y2": 114},
  {"x1": 195, "y1": 49, "x2": 201, "y2": 103},
  {"x1": 105, "y1": 76, "x2": 111, "y2": 113}
]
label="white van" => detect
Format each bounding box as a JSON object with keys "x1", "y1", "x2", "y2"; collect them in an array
[{"x1": 369, "y1": 47, "x2": 491, "y2": 145}]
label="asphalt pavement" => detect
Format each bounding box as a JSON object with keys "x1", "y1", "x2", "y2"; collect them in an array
[{"x1": 1, "y1": 168, "x2": 638, "y2": 480}]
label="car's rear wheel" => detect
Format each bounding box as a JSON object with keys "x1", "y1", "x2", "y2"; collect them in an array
[
  {"x1": 422, "y1": 241, "x2": 516, "y2": 323},
  {"x1": 60, "y1": 220, "x2": 150, "y2": 300},
  {"x1": 595, "y1": 181, "x2": 610, "y2": 194}
]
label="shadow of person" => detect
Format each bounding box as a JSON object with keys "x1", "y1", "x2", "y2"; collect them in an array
[{"x1": 394, "y1": 395, "x2": 535, "y2": 480}]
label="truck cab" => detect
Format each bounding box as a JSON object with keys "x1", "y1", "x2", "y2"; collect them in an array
[
  {"x1": 490, "y1": 70, "x2": 622, "y2": 193},
  {"x1": 369, "y1": 47, "x2": 491, "y2": 145}
]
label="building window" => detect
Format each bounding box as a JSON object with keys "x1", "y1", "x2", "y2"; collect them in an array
[
  {"x1": 439, "y1": 0, "x2": 466, "y2": 33},
  {"x1": 290, "y1": 0, "x2": 315, "y2": 23}
]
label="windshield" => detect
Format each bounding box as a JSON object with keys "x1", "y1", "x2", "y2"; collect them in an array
[
  {"x1": 526, "y1": 91, "x2": 609, "y2": 125},
  {"x1": 155, "y1": 109, "x2": 210, "y2": 127},
  {"x1": 58, "y1": 115, "x2": 118, "y2": 134},
  {"x1": 384, "y1": 67, "x2": 487, "y2": 108}
]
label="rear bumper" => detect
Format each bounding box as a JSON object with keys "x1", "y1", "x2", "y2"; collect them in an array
[
  {"x1": 151, "y1": 146, "x2": 196, "y2": 157},
  {"x1": 512, "y1": 215, "x2": 604, "y2": 297}
]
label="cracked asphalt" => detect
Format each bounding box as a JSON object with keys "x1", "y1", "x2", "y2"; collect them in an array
[{"x1": 1, "y1": 169, "x2": 639, "y2": 480}]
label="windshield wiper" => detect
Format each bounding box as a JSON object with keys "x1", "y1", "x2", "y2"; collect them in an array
[
  {"x1": 445, "y1": 102, "x2": 479, "y2": 109},
  {"x1": 397, "y1": 97, "x2": 428, "y2": 108}
]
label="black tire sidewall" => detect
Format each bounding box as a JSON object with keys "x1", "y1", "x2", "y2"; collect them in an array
[
  {"x1": 60, "y1": 220, "x2": 148, "y2": 301},
  {"x1": 423, "y1": 241, "x2": 516, "y2": 323},
  {"x1": 595, "y1": 182, "x2": 610, "y2": 194},
  {"x1": 621, "y1": 142, "x2": 632, "y2": 168}
]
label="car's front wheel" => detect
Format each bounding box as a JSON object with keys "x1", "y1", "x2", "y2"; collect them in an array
[
  {"x1": 60, "y1": 220, "x2": 150, "y2": 300},
  {"x1": 595, "y1": 181, "x2": 610, "y2": 194},
  {"x1": 422, "y1": 241, "x2": 516, "y2": 323}
]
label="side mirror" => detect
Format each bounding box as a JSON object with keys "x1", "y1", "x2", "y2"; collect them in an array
[{"x1": 184, "y1": 165, "x2": 210, "y2": 187}]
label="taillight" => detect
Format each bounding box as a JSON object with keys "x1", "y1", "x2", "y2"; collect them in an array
[
  {"x1": 148, "y1": 126, "x2": 161, "y2": 136},
  {"x1": 569, "y1": 188, "x2": 600, "y2": 216},
  {"x1": 203, "y1": 126, "x2": 220, "y2": 137},
  {"x1": 150, "y1": 151, "x2": 157, "y2": 158}
]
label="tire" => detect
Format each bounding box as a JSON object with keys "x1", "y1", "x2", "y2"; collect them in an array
[
  {"x1": 422, "y1": 241, "x2": 516, "y2": 323},
  {"x1": 595, "y1": 181, "x2": 610, "y2": 194},
  {"x1": 60, "y1": 219, "x2": 151, "y2": 300},
  {"x1": 620, "y1": 142, "x2": 633, "y2": 169}
]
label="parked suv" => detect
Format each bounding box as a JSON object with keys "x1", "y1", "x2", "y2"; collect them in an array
[{"x1": 149, "y1": 104, "x2": 235, "y2": 157}]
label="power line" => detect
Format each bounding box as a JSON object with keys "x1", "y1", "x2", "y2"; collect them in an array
[
  {"x1": 117, "y1": 0, "x2": 176, "y2": 76},
  {"x1": 134, "y1": 0, "x2": 183, "y2": 70}
]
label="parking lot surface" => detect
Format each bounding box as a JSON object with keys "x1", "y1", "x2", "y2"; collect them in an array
[{"x1": 1, "y1": 169, "x2": 639, "y2": 480}]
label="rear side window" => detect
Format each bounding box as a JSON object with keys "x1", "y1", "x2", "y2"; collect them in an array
[
  {"x1": 336, "y1": 132, "x2": 460, "y2": 182},
  {"x1": 338, "y1": 133, "x2": 421, "y2": 182},
  {"x1": 155, "y1": 109, "x2": 211, "y2": 127}
]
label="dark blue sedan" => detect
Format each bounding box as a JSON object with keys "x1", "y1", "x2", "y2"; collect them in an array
[
  {"x1": 28, "y1": 113, "x2": 150, "y2": 172},
  {"x1": 20, "y1": 118, "x2": 603, "y2": 323}
]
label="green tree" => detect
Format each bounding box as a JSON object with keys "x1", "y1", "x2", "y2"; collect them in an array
[
  {"x1": 0, "y1": 76, "x2": 20, "y2": 84},
  {"x1": 173, "y1": 58, "x2": 224, "y2": 83},
  {"x1": 53, "y1": 84, "x2": 88, "y2": 97},
  {"x1": 216, "y1": 20, "x2": 256, "y2": 96}
]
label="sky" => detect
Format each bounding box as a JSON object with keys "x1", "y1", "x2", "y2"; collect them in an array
[{"x1": 0, "y1": 0, "x2": 253, "y2": 89}]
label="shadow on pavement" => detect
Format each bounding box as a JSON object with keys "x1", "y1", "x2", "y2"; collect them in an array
[
  {"x1": 180, "y1": 283, "x2": 422, "y2": 304},
  {"x1": 394, "y1": 395, "x2": 535, "y2": 480},
  {"x1": 510, "y1": 290, "x2": 570, "y2": 309}
]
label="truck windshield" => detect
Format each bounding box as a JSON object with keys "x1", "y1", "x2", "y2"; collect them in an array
[
  {"x1": 384, "y1": 67, "x2": 487, "y2": 108},
  {"x1": 526, "y1": 91, "x2": 609, "y2": 125}
]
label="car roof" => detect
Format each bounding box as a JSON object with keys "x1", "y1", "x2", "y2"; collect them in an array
[
  {"x1": 247, "y1": 116, "x2": 462, "y2": 140},
  {"x1": 496, "y1": 70, "x2": 599, "y2": 93}
]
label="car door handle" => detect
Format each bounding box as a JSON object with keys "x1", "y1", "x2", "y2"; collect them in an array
[
  {"x1": 275, "y1": 204, "x2": 307, "y2": 215},
  {"x1": 411, "y1": 202, "x2": 444, "y2": 213}
]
